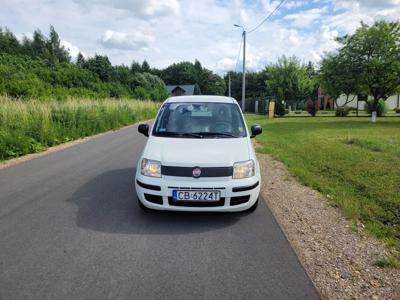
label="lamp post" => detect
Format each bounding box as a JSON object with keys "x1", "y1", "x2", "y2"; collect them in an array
[{"x1": 234, "y1": 24, "x2": 246, "y2": 112}]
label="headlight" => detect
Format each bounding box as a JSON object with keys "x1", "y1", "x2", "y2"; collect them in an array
[
  {"x1": 233, "y1": 160, "x2": 255, "y2": 179},
  {"x1": 141, "y1": 158, "x2": 161, "y2": 178}
]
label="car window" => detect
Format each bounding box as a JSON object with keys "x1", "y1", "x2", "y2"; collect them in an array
[{"x1": 153, "y1": 102, "x2": 247, "y2": 138}]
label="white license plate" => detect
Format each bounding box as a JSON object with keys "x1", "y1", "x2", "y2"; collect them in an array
[{"x1": 172, "y1": 190, "x2": 220, "y2": 201}]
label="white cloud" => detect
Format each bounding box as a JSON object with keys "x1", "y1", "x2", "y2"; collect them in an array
[
  {"x1": 215, "y1": 57, "x2": 237, "y2": 72},
  {"x1": 334, "y1": 0, "x2": 400, "y2": 9},
  {"x1": 2, "y1": 0, "x2": 400, "y2": 75},
  {"x1": 284, "y1": 8, "x2": 326, "y2": 28},
  {"x1": 99, "y1": 30, "x2": 153, "y2": 50},
  {"x1": 262, "y1": 0, "x2": 281, "y2": 13},
  {"x1": 61, "y1": 40, "x2": 82, "y2": 59},
  {"x1": 74, "y1": 0, "x2": 179, "y2": 18},
  {"x1": 15, "y1": 32, "x2": 33, "y2": 42},
  {"x1": 284, "y1": 1, "x2": 305, "y2": 9}
]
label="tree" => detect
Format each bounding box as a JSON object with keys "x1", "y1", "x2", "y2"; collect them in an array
[
  {"x1": 198, "y1": 69, "x2": 225, "y2": 95},
  {"x1": 158, "y1": 60, "x2": 222, "y2": 95},
  {"x1": 30, "y1": 29, "x2": 49, "y2": 60},
  {"x1": 160, "y1": 61, "x2": 198, "y2": 84},
  {"x1": 335, "y1": 21, "x2": 400, "y2": 112},
  {"x1": 194, "y1": 59, "x2": 202, "y2": 75},
  {"x1": 141, "y1": 60, "x2": 150, "y2": 72},
  {"x1": 265, "y1": 56, "x2": 314, "y2": 110},
  {"x1": 82, "y1": 54, "x2": 115, "y2": 82},
  {"x1": 76, "y1": 52, "x2": 85, "y2": 66},
  {"x1": 130, "y1": 60, "x2": 141, "y2": 73},
  {"x1": 319, "y1": 54, "x2": 359, "y2": 107},
  {"x1": 46, "y1": 25, "x2": 70, "y2": 63},
  {"x1": 0, "y1": 27, "x2": 22, "y2": 55}
]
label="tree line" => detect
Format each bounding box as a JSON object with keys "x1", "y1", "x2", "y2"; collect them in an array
[
  {"x1": 225, "y1": 20, "x2": 400, "y2": 116},
  {"x1": 224, "y1": 57, "x2": 317, "y2": 115},
  {"x1": 0, "y1": 26, "x2": 225, "y2": 101},
  {"x1": 1, "y1": 20, "x2": 399, "y2": 113}
]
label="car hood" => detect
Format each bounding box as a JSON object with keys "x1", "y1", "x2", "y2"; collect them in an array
[{"x1": 143, "y1": 136, "x2": 251, "y2": 167}]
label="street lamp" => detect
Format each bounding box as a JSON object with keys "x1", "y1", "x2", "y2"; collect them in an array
[{"x1": 234, "y1": 24, "x2": 246, "y2": 112}]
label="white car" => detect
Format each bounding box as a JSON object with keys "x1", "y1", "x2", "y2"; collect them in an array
[{"x1": 135, "y1": 95, "x2": 262, "y2": 212}]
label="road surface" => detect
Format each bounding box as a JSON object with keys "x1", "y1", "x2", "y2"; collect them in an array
[{"x1": 0, "y1": 124, "x2": 320, "y2": 300}]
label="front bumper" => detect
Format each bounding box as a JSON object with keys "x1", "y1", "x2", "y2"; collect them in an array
[{"x1": 135, "y1": 172, "x2": 261, "y2": 212}]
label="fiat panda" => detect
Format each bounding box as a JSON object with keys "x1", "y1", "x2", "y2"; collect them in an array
[{"x1": 135, "y1": 95, "x2": 262, "y2": 212}]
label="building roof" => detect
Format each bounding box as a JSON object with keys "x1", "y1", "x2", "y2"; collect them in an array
[
  {"x1": 165, "y1": 95, "x2": 236, "y2": 104},
  {"x1": 166, "y1": 85, "x2": 196, "y2": 95}
]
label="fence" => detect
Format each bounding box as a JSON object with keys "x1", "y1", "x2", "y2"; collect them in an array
[{"x1": 236, "y1": 97, "x2": 271, "y2": 114}]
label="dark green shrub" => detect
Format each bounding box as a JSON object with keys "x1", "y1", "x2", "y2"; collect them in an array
[
  {"x1": 306, "y1": 100, "x2": 317, "y2": 116},
  {"x1": 365, "y1": 99, "x2": 387, "y2": 116},
  {"x1": 394, "y1": 107, "x2": 400, "y2": 113},
  {"x1": 336, "y1": 106, "x2": 352, "y2": 117},
  {"x1": 274, "y1": 101, "x2": 286, "y2": 117}
]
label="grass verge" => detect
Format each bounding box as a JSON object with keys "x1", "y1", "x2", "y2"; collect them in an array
[
  {"x1": 0, "y1": 96, "x2": 159, "y2": 160},
  {"x1": 246, "y1": 115, "x2": 400, "y2": 268}
]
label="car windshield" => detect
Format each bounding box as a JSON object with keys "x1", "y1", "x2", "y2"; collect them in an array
[{"x1": 152, "y1": 102, "x2": 247, "y2": 138}]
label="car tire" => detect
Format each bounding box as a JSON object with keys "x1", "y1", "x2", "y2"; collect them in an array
[{"x1": 245, "y1": 198, "x2": 258, "y2": 212}]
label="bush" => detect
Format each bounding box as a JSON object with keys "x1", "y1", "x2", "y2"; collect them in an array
[
  {"x1": 365, "y1": 99, "x2": 387, "y2": 116},
  {"x1": 274, "y1": 101, "x2": 286, "y2": 117},
  {"x1": 306, "y1": 99, "x2": 318, "y2": 116},
  {"x1": 394, "y1": 107, "x2": 400, "y2": 113},
  {"x1": 336, "y1": 106, "x2": 352, "y2": 117}
]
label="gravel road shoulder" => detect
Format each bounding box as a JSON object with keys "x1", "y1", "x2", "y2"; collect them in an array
[{"x1": 257, "y1": 152, "x2": 400, "y2": 299}]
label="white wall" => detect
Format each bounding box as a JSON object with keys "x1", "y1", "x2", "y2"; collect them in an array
[{"x1": 336, "y1": 94, "x2": 400, "y2": 109}]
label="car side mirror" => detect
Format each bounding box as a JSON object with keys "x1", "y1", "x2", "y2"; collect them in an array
[
  {"x1": 138, "y1": 124, "x2": 149, "y2": 137},
  {"x1": 250, "y1": 124, "x2": 262, "y2": 138}
]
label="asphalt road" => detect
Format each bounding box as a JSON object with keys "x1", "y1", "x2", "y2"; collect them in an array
[{"x1": 0, "y1": 124, "x2": 320, "y2": 300}]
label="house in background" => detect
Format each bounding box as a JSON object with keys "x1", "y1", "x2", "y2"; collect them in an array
[
  {"x1": 317, "y1": 87, "x2": 335, "y2": 110},
  {"x1": 337, "y1": 94, "x2": 400, "y2": 110},
  {"x1": 166, "y1": 84, "x2": 201, "y2": 97}
]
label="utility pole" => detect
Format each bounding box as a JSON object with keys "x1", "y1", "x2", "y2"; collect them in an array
[
  {"x1": 228, "y1": 73, "x2": 231, "y2": 97},
  {"x1": 234, "y1": 24, "x2": 246, "y2": 111}
]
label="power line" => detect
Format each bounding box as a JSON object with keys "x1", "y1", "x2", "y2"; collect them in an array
[
  {"x1": 247, "y1": 0, "x2": 287, "y2": 34},
  {"x1": 234, "y1": 37, "x2": 243, "y2": 73}
]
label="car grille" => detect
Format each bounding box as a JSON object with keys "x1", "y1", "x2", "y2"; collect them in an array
[{"x1": 162, "y1": 166, "x2": 233, "y2": 177}]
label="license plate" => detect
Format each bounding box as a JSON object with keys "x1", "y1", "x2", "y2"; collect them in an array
[{"x1": 172, "y1": 190, "x2": 220, "y2": 201}]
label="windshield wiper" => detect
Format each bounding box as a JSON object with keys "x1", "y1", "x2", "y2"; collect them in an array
[
  {"x1": 154, "y1": 131, "x2": 203, "y2": 138},
  {"x1": 193, "y1": 132, "x2": 239, "y2": 138}
]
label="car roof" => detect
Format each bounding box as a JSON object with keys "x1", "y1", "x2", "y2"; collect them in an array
[{"x1": 164, "y1": 95, "x2": 236, "y2": 104}]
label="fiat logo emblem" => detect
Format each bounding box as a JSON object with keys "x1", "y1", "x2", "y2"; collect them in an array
[{"x1": 192, "y1": 167, "x2": 201, "y2": 178}]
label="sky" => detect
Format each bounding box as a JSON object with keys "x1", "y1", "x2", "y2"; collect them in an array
[{"x1": 1, "y1": 0, "x2": 400, "y2": 74}]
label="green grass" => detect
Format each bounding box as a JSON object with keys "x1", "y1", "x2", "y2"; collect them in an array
[
  {"x1": 0, "y1": 96, "x2": 159, "y2": 160},
  {"x1": 246, "y1": 115, "x2": 400, "y2": 267}
]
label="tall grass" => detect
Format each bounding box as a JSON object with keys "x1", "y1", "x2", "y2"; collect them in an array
[{"x1": 0, "y1": 97, "x2": 159, "y2": 160}]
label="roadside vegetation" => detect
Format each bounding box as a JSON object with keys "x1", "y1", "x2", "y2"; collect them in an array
[
  {"x1": 0, "y1": 25, "x2": 227, "y2": 161},
  {"x1": 247, "y1": 115, "x2": 400, "y2": 267},
  {"x1": 0, "y1": 96, "x2": 159, "y2": 160},
  {"x1": 0, "y1": 26, "x2": 225, "y2": 101}
]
